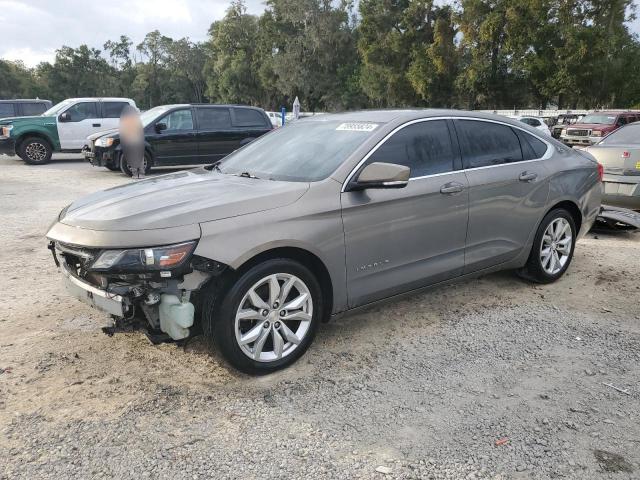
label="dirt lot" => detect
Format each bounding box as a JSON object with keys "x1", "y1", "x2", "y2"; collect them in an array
[{"x1": 1, "y1": 155, "x2": 639, "y2": 480}]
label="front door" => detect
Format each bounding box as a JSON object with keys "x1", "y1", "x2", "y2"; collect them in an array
[
  {"x1": 149, "y1": 108, "x2": 198, "y2": 165},
  {"x1": 453, "y1": 119, "x2": 551, "y2": 273},
  {"x1": 57, "y1": 101, "x2": 101, "y2": 150},
  {"x1": 341, "y1": 119, "x2": 469, "y2": 308}
]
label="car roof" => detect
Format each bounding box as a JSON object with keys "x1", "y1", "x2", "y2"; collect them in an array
[
  {"x1": 0, "y1": 99, "x2": 51, "y2": 103},
  {"x1": 302, "y1": 109, "x2": 534, "y2": 125},
  {"x1": 64, "y1": 98, "x2": 134, "y2": 102},
  {"x1": 152, "y1": 104, "x2": 266, "y2": 110}
]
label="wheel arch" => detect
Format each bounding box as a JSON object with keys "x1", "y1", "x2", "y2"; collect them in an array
[
  {"x1": 231, "y1": 246, "x2": 334, "y2": 322},
  {"x1": 544, "y1": 199, "x2": 583, "y2": 234},
  {"x1": 15, "y1": 131, "x2": 54, "y2": 152}
]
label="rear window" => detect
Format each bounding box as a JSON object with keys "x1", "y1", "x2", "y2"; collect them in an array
[
  {"x1": 21, "y1": 102, "x2": 47, "y2": 116},
  {"x1": 0, "y1": 103, "x2": 15, "y2": 117},
  {"x1": 599, "y1": 124, "x2": 640, "y2": 145},
  {"x1": 515, "y1": 129, "x2": 548, "y2": 159},
  {"x1": 103, "y1": 102, "x2": 130, "y2": 118},
  {"x1": 456, "y1": 120, "x2": 523, "y2": 168},
  {"x1": 197, "y1": 108, "x2": 231, "y2": 129},
  {"x1": 232, "y1": 108, "x2": 268, "y2": 128}
]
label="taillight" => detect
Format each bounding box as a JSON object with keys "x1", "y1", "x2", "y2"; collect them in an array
[
  {"x1": 597, "y1": 163, "x2": 604, "y2": 182},
  {"x1": 622, "y1": 151, "x2": 630, "y2": 158}
]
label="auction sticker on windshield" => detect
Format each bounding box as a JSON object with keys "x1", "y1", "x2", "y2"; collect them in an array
[{"x1": 336, "y1": 123, "x2": 379, "y2": 132}]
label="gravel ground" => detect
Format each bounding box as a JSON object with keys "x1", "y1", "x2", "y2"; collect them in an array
[{"x1": 1, "y1": 155, "x2": 639, "y2": 480}]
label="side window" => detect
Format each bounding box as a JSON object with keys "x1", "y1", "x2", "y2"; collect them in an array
[
  {"x1": 617, "y1": 116, "x2": 627, "y2": 126},
  {"x1": 233, "y1": 108, "x2": 268, "y2": 128},
  {"x1": 103, "y1": 102, "x2": 129, "y2": 118},
  {"x1": 0, "y1": 103, "x2": 15, "y2": 117},
  {"x1": 515, "y1": 129, "x2": 548, "y2": 160},
  {"x1": 456, "y1": 120, "x2": 523, "y2": 168},
  {"x1": 64, "y1": 102, "x2": 98, "y2": 122},
  {"x1": 21, "y1": 103, "x2": 47, "y2": 116},
  {"x1": 366, "y1": 120, "x2": 455, "y2": 178},
  {"x1": 160, "y1": 109, "x2": 194, "y2": 131},
  {"x1": 197, "y1": 108, "x2": 231, "y2": 130}
]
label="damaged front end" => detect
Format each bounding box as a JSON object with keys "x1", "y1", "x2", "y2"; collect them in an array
[{"x1": 49, "y1": 240, "x2": 226, "y2": 340}]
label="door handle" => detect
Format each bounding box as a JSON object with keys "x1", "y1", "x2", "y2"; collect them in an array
[
  {"x1": 519, "y1": 171, "x2": 538, "y2": 182},
  {"x1": 440, "y1": 182, "x2": 465, "y2": 194},
  {"x1": 93, "y1": 123, "x2": 101, "y2": 127}
]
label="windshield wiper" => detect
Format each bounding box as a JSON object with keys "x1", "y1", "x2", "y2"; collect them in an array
[{"x1": 238, "y1": 171, "x2": 260, "y2": 179}]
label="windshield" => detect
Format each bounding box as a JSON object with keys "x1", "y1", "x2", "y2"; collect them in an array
[
  {"x1": 217, "y1": 120, "x2": 380, "y2": 182},
  {"x1": 42, "y1": 99, "x2": 74, "y2": 116},
  {"x1": 599, "y1": 124, "x2": 640, "y2": 145},
  {"x1": 580, "y1": 114, "x2": 616, "y2": 125},
  {"x1": 140, "y1": 106, "x2": 173, "y2": 127}
]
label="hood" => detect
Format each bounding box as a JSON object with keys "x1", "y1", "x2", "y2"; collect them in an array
[
  {"x1": 87, "y1": 128, "x2": 119, "y2": 141},
  {"x1": 60, "y1": 168, "x2": 309, "y2": 231},
  {"x1": 569, "y1": 123, "x2": 615, "y2": 131},
  {"x1": 0, "y1": 115, "x2": 54, "y2": 125}
]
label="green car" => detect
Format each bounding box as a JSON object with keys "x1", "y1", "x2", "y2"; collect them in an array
[{"x1": 0, "y1": 97, "x2": 135, "y2": 165}]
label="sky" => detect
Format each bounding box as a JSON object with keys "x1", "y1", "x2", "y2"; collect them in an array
[{"x1": 1, "y1": 0, "x2": 639, "y2": 67}]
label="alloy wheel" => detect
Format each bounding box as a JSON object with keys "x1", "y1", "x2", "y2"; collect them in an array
[
  {"x1": 234, "y1": 273, "x2": 313, "y2": 362},
  {"x1": 540, "y1": 217, "x2": 572, "y2": 275},
  {"x1": 25, "y1": 142, "x2": 47, "y2": 162}
]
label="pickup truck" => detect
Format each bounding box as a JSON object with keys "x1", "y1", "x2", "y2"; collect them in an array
[
  {"x1": 559, "y1": 111, "x2": 639, "y2": 147},
  {"x1": 0, "y1": 97, "x2": 136, "y2": 164}
]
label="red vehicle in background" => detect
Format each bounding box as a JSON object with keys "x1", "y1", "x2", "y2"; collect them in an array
[{"x1": 560, "y1": 111, "x2": 640, "y2": 147}]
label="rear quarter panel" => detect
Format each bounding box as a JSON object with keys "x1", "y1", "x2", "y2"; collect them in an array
[{"x1": 545, "y1": 146, "x2": 602, "y2": 237}]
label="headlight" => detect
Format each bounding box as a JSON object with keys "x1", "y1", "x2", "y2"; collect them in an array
[
  {"x1": 90, "y1": 241, "x2": 197, "y2": 272},
  {"x1": 561, "y1": 129, "x2": 567, "y2": 136},
  {"x1": 591, "y1": 130, "x2": 602, "y2": 137},
  {"x1": 0, "y1": 125, "x2": 13, "y2": 137},
  {"x1": 95, "y1": 137, "x2": 115, "y2": 147}
]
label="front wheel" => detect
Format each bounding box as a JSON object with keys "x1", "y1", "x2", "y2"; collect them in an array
[
  {"x1": 120, "y1": 151, "x2": 151, "y2": 177},
  {"x1": 19, "y1": 137, "x2": 53, "y2": 165},
  {"x1": 205, "y1": 259, "x2": 323, "y2": 374},
  {"x1": 519, "y1": 208, "x2": 576, "y2": 283}
]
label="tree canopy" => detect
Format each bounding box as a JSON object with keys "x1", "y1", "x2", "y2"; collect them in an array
[{"x1": 1, "y1": 0, "x2": 639, "y2": 111}]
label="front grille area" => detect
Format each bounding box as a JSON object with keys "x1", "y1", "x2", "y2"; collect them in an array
[{"x1": 567, "y1": 129, "x2": 590, "y2": 137}]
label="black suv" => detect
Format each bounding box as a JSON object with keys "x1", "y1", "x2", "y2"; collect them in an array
[
  {"x1": 0, "y1": 99, "x2": 53, "y2": 118},
  {"x1": 85, "y1": 104, "x2": 273, "y2": 176}
]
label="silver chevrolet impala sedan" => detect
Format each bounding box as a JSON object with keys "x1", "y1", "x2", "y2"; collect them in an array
[{"x1": 46, "y1": 110, "x2": 602, "y2": 373}]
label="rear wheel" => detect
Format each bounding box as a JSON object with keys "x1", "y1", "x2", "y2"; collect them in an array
[
  {"x1": 519, "y1": 208, "x2": 576, "y2": 283},
  {"x1": 120, "y1": 151, "x2": 151, "y2": 177},
  {"x1": 204, "y1": 259, "x2": 322, "y2": 374},
  {"x1": 19, "y1": 137, "x2": 53, "y2": 165}
]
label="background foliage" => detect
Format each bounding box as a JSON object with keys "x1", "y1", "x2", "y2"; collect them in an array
[{"x1": 1, "y1": 0, "x2": 639, "y2": 111}]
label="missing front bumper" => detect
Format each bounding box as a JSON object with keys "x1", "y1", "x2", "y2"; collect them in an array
[{"x1": 61, "y1": 263, "x2": 128, "y2": 317}]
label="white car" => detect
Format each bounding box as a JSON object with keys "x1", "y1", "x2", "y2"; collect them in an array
[
  {"x1": 514, "y1": 116, "x2": 551, "y2": 136},
  {"x1": 265, "y1": 111, "x2": 283, "y2": 128}
]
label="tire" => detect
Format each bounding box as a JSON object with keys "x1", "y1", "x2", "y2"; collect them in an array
[
  {"x1": 18, "y1": 137, "x2": 53, "y2": 165},
  {"x1": 204, "y1": 258, "x2": 323, "y2": 374},
  {"x1": 519, "y1": 208, "x2": 577, "y2": 284},
  {"x1": 120, "y1": 151, "x2": 151, "y2": 177}
]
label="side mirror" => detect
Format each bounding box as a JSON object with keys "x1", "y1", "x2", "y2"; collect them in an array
[
  {"x1": 349, "y1": 162, "x2": 410, "y2": 191},
  {"x1": 155, "y1": 122, "x2": 167, "y2": 133},
  {"x1": 59, "y1": 112, "x2": 71, "y2": 122}
]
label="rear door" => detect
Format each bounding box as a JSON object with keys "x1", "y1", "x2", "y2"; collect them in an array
[
  {"x1": 57, "y1": 101, "x2": 101, "y2": 150},
  {"x1": 195, "y1": 106, "x2": 240, "y2": 163},
  {"x1": 453, "y1": 119, "x2": 551, "y2": 273},
  {"x1": 342, "y1": 119, "x2": 468, "y2": 308},
  {"x1": 231, "y1": 107, "x2": 272, "y2": 147},
  {"x1": 148, "y1": 107, "x2": 198, "y2": 165}
]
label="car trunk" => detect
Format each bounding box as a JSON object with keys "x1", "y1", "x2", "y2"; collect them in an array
[{"x1": 590, "y1": 146, "x2": 640, "y2": 175}]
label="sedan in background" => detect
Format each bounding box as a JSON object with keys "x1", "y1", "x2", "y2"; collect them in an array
[
  {"x1": 584, "y1": 122, "x2": 640, "y2": 209},
  {"x1": 515, "y1": 116, "x2": 551, "y2": 136}
]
